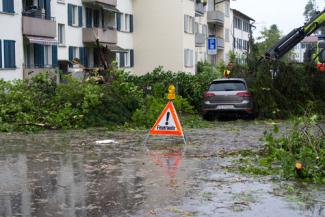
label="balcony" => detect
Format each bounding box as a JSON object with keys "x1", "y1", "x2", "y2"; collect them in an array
[
  {"x1": 207, "y1": 10, "x2": 224, "y2": 25},
  {"x1": 82, "y1": 0, "x2": 117, "y2": 6},
  {"x1": 217, "y1": 37, "x2": 224, "y2": 49},
  {"x1": 195, "y1": 33, "x2": 206, "y2": 47},
  {"x1": 22, "y1": 15, "x2": 56, "y2": 38},
  {"x1": 195, "y1": 3, "x2": 205, "y2": 16},
  {"x1": 82, "y1": 27, "x2": 117, "y2": 44}
]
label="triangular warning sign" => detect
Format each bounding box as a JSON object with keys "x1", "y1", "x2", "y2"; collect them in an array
[{"x1": 149, "y1": 101, "x2": 184, "y2": 136}]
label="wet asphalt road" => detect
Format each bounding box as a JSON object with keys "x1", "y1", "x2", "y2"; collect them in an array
[{"x1": 0, "y1": 120, "x2": 324, "y2": 217}]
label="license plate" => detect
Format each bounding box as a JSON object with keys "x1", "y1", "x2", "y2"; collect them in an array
[{"x1": 217, "y1": 105, "x2": 234, "y2": 110}]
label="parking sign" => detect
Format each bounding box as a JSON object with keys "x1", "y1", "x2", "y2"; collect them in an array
[{"x1": 207, "y1": 37, "x2": 217, "y2": 55}]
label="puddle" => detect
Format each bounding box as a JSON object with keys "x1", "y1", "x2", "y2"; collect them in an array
[{"x1": 0, "y1": 122, "x2": 324, "y2": 217}]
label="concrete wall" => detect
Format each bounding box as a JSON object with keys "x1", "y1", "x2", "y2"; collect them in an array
[
  {"x1": 0, "y1": 2, "x2": 23, "y2": 81},
  {"x1": 133, "y1": 0, "x2": 185, "y2": 75}
]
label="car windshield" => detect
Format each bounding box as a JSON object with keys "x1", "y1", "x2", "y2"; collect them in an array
[{"x1": 208, "y1": 81, "x2": 246, "y2": 91}]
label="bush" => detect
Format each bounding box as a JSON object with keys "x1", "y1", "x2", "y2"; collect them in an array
[
  {"x1": 131, "y1": 95, "x2": 194, "y2": 128},
  {"x1": 261, "y1": 114, "x2": 325, "y2": 183},
  {"x1": 0, "y1": 71, "x2": 142, "y2": 131},
  {"x1": 128, "y1": 64, "x2": 222, "y2": 111}
]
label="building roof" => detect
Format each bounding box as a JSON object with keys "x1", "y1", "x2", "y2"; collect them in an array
[{"x1": 232, "y1": 9, "x2": 255, "y2": 22}]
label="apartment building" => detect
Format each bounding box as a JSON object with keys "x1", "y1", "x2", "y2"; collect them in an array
[
  {"x1": 0, "y1": 0, "x2": 254, "y2": 81},
  {"x1": 22, "y1": 0, "x2": 58, "y2": 79},
  {"x1": 206, "y1": 1, "x2": 255, "y2": 65},
  {"x1": 291, "y1": 36, "x2": 318, "y2": 63},
  {"x1": 206, "y1": 0, "x2": 231, "y2": 64},
  {"x1": 20, "y1": 0, "x2": 121, "y2": 80},
  {"x1": 230, "y1": 9, "x2": 254, "y2": 64}
]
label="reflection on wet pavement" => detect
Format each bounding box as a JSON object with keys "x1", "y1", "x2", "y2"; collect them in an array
[{"x1": 0, "y1": 121, "x2": 324, "y2": 217}]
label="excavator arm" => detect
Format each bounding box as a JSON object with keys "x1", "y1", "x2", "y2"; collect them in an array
[{"x1": 265, "y1": 8, "x2": 325, "y2": 60}]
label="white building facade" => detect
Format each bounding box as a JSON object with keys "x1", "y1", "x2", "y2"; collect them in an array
[
  {"x1": 228, "y1": 9, "x2": 254, "y2": 64},
  {"x1": 0, "y1": 0, "x2": 23, "y2": 81},
  {"x1": 0, "y1": 0, "x2": 254, "y2": 81}
]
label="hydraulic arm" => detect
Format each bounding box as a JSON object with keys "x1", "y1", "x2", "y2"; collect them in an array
[{"x1": 265, "y1": 8, "x2": 325, "y2": 60}]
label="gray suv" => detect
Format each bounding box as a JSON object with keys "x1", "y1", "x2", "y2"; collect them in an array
[{"x1": 202, "y1": 78, "x2": 254, "y2": 120}]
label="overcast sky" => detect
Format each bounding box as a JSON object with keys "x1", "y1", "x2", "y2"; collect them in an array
[{"x1": 231, "y1": 0, "x2": 325, "y2": 38}]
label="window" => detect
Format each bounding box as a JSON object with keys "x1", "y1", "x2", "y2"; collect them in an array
[
  {"x1": 239, "y1": 39, "x2": 243, "y2": 49},
  {"x1": 194, "y1": 22, "x2": 199, "y2": 34},
  {"x1": 238, "y1": 19, "x2": 242, "y2": 30},
  {"x1": 225, "y1": 28, "x2": 229, "y2": 42},
  {"x1": 58, "y1": 24, "x2": 65, "y2": 45},
  {"x1": 3, "y1": 0, "x2": 14, "y2": 13},
  {"x1": 209, "y1": 81, "x2": 246, "y2": 91},
  {"x1": 93, "y1": 9, "x2": 100, "y2": 27},
  {"x1": 68, "y1": 4, "x2": 82, "y2": 27},
  {"x1": 184, "y1": 49, "x2": 193, "y2": 68},
  {"x1": 242, "y1": 21, "x2": 250, "y2": 32},
  {"x1": 72, "y1": 5, "x2": 77, "y2": 25},
  {"x1": 234, "y1": 17, "x2": 243, "y2": 30},
  {"x1": 203, "y1": 25, "x2": 207, "y2": 37},
  {"x1": 116, "y1": 13, "x2": 133, "y2": 32},
  {"x1": 207, "y1": 0, "x2": 214, "y2": 11},
  {"x1": 4, "y1": 40, "x2": 15, "y2": 68},
  {"x1": 79, "y1": 47, "x2": 87, "y2": 66},
  {"x1": 225, "y1": 2, "x2": 230, "y2": 17},
  {"x1": 118, "y1": 50, "x2": 134, "y2": 68},
  {"x1": 116, "y1": 53, "x2": 120, "y2": 67},
  {"x1": 124, "y1": 14, "x2": 130, "y2": 32},
  {"x1": 44, "y1": 45, "x2": 52, "y2": 67},
  {"x1": 68, "y1": 46, "x2": 78, "y2": 60},
  {"x1": 125, "y1": 52, "x2": 130, "y2": 67},
  {"x1": 184, "y1": 15, "x2": 194, "y2": 34}
]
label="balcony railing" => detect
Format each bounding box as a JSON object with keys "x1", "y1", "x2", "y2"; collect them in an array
[
  {"x1": 82, "y1": 27, "x2": 117, "y2": 44},
  {"x1": 207, "y1": 10, "x2": 224, "y2": 25},
  {"x1": 195, "y1": 3, "x2": 205, "y2": 16},
  {"x1": 22, "y1": 14, "x2": 56, "y2": 38},
  {"x1": 195, "y1": 33, "x2": 206, "y2": 47},
  {"x1": 82, "y1": 0, "x2": 117, "y2": 6}
]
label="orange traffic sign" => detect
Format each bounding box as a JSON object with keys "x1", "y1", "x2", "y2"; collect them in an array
[{"x1": 149, "y1": 101, "x2": 184, "y2": 136}]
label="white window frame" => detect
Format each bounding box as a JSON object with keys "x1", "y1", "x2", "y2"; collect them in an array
[
  {"x1": 184, "y1": 49, "x2": 193, "y2": 68},
  {"x1": 225, "y1": 28, "x2": 229, "y2": 42},
  {"x1": 44, "y1": 45, "x2": 52, "y2": 67},
  {"x1": 58, "y1": 24, "x2": 65, "y2": 45},
  {"x1": 116, "y1": 53, "x2": 120, "y2": 67},
  {"x1": 72, "y1": 5, "x2": 78, "y2": 26},
  {"x1": 124, "y1": 14, "x2": 130, "y2": 32},
  {"x1": 72, "y1": 47, "x2": 78, "y2": 59},
  {"x1": 184, "y1": 15, "x2": 194, "y2": 34},
  {"x1": 124, "y1": 51, "x2": 130, "y2": 68}
]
